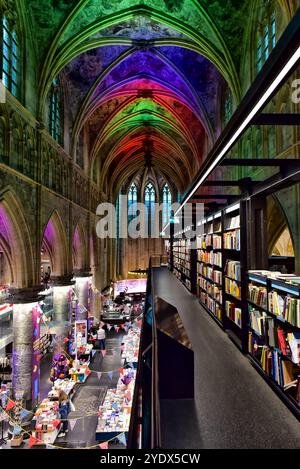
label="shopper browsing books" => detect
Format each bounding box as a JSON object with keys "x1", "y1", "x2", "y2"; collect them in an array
[
  {"x1": 57, "y1": 390, "x2": 71, "y2": 438},
  {"x1": 97, "y1": 326, "x2": 106, "y2": 350}
]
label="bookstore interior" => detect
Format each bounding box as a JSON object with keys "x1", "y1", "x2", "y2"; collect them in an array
[{"x1": 1, "y1": 0, "x2": 300, "y2": 453}]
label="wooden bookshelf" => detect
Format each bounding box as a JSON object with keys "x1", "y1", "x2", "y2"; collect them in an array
[{"x1": 247, "y1": 271, "x2": 300, "y2": 416}]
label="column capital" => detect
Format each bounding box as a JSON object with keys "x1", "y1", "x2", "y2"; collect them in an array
[
  {"x1": 8, "y1": 285, "x2": 44, "y2": 304},
  {"x1": 51, "y1": 275, "x2": 75, "y2": 287}
]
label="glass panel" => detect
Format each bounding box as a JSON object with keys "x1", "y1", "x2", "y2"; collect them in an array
[
  {"x1": 128, "y1": 183, "x2": 138, "y2": 223},
  {"x1": 145, "y1": 182, "x2": 156, "y2": 235},
  {"x1": 257, "y1": 41, "x2": 262, "y2": 72},
  {"x1": 271, "y1": 15, "x2": 276, "y2": 49},
  {"x1": 264, "y1": 25, "x2": 269, "y2": 60},
  {"x1": 163, "y1": 184, "x2": 172, "y2": 226},
  {"x1": 2, "y1": 71, "x2": 9, "y2": 87}
]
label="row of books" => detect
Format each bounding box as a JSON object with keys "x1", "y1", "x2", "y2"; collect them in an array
[
  {"x1": 197, "y1": 264, "x2": 213, "y2": 279},
  {"x1": 248, "y1": 310, "x2": 300, "y2": 365},
  {"x1": 197, "y1": 266, "x2": 222, "y2": 286},
  {"x1": 225, "y1": 278, "x2": 241, "y2": 300},
  {"x1": 224, "y1": 215, "x2": 240, "y2": 230},
  {"x1": 223, "y1": 229, "x2": 240, "y2": 251},
  {"x1": 268, "y1": 291, "x2": 300, "y2": 328},
  {"x1": 198, "y1": 234, "x2": 213, "y2": 248},
  {"x1": 198, "y1": 278, "x2": 222, "y2": 303},
  {"x1": 213, "y1": 235, "x2": 222, "y2": 249},
  {"x1": 200, "y1": 292, "x2": 222, "y2": 322},
  {"x1": 248, "y1": 284, "x2": 267, "y2": 309},
  {"x1": 251, "y1": 341, "x2": 300, "y2": 391},
  {"x1": 174, "y1": 263, "x2": 190, "y2": 277},
  {"x1": 224, "y1": 260, "x2": 241, "y2": 282},
  {"x1": 225, "y1": 301, "x2": 242, "y2": 328},
  {"x1": 197, "y1": 251, "x2": 222, "y2": 267},
  {"x1": 249, "y1": 307, "x2": 266, "y2": 336}
]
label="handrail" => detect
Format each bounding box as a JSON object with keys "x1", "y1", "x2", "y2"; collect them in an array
[{"x1": 150, "y1": 268, "x2": 161, "y2": 449}]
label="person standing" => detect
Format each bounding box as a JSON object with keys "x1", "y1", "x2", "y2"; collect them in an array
[
  {"x1": 57, "y1": 390, "x2": 71, "y2": 438},
  {"x1": 97, "y1": 326, "x2": 106, "y2": 350}
]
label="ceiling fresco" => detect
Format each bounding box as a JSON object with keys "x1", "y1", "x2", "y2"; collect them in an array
[{"x1": 24, "y1": 0, "x2": 252, "y2": 195}]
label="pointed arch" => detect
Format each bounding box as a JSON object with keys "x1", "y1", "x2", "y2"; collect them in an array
[
  {"x1": 42, "y1": 210, "x2": 69, "y2": 276},
  {"x1": 0, "y1": 188, "x2": 35, "y2": 287},
  {"x1": 72, "y1": 220, "x2": 88, "y2": 272}
]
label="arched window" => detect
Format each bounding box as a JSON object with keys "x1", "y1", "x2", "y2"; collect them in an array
[
  {"x1": 256, "y1": 12, "x2": 276, "y2": 75},
  {"x1": 2, "y1": 15, "x2": 20, "y2": 98},
  {"x1": 144, "y1": 182, "x2": 156, "y2": 236},
  {"x1": 128, "y1": 183, "x2": 138, "y2": 224},
  {"x1": 49, "y1": 79, "x2": 63, "y2": 144},
  {"x1": 224, "y1": 90, "x2": 233, "y2": 126},
  {"x1": 162, "y1": 184, "x2": 172, "y2": 227}
]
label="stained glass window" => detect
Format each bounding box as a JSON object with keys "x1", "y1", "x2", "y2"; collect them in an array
[
  {"x1": 145, "y1": 182, "x2": 156, "y2": 236},
  {"x1": 50, "y1": 79, "x2": 63, "y2": 143},
  {"x1": 162, "y1": 184, "x2": 172, "y2": 227},
  {"x1": 128, "y1": 183, "x2": 138, "y2": 224},
  {"x1": 2, "y1": 15, "x2": 20, "y2": 98},
  {"x1": 263, "y1": 25, "x2": 269, "y2": 61},
  {"x1": 257, "y1": 39, "x2": 262, "y2": 73},
  {"x1": 271, "y1": 14, "x2": 276, "y2": 49}
]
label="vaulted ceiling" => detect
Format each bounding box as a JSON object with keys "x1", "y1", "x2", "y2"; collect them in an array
[{"x1": 24, "y1": 0, "x2": 252, "y2": 196}]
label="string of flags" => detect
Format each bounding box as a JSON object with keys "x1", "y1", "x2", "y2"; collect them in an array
[
  {"x1": 0, "y1": 313, "x2": 142, "y2": 444},
  {"x1": 0, "y1": 404, "x2": 127, "y2": 450}
]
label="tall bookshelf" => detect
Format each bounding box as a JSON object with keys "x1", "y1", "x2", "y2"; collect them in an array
[
  {"x1": 222, "y1": 202, "x2": 247, "y2": 351},
  {"x1": 196, "y1": 213, "x2": 223, "y2": 326},
  {"x1": 247, "y1": 271, "x2": 300, "y2": 414},
  {"x1": 167, "y1": 202, "x2": 300, "y2": 418},
  {"x1": 173, "y1": 238, "x2": 192, "y2": 292}
]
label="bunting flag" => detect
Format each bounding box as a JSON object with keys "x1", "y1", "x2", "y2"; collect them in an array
[
  {"x1": 117, "y1": 433, "x2": 127, "y2": 446},
  {"x1": 108, "y1": 371, "x2": 113, "y2": 381},
  {"x1": 92, "y1": 350, "x2": 97, "y2": 358},
  {"x1": 63, "y1": 338, "x2": 69, "y2": 343},
  {"x1": 12, "y1": 425, "x2": 22, "y2": 436},
  {"x1": 100, "y1": 349, "x2": 107, "y2": 358},
  {"x1": 119, "y1": 367, "x2": 124, "y2": 375},
  {"x1": 115, "y1": 326, "x2": 120, "y2": 333},
  {"x1": 20, "y1": 409, "x2": 30, "y2": 420},
  {"x1": 107, "y1": 325, "x2": 112, "y2": 332},
  {"x1": 120, "y1": 324, "x2": 124, "y2": 330},
  {"x1": 69, "y1": 418, "x2": 78, "y2": 432},
  {"x1": 6, "y1": 400, "x2": 16, "y2": 411},
  {"x1": 97, "y1": 372, "x2": 102, "y2": 381},
  {"x1": 29, "y1": 435, "x2": 38, "y2": 449},
  {"x1": 99, "y1": 441, "x2": 108, "y2": 450}
]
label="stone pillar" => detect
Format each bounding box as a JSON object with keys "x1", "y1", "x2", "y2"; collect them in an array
[
  {"x1": 74, "y1": 270, "x2": 91, "y2": 321},
  {"x1": 52, "y1": 275, "x2": 74, "y2": 324},
  {"x1": 10, "y1": 286, "x2": 42, "y2": 408}
]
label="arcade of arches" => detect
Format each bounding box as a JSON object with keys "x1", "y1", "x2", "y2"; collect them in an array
[{"x1": 1, "y1": 0, "x2": 300, "y2": 449}]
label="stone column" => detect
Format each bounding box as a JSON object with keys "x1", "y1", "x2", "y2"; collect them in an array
[
  {"x1": 74, "y1": 270, "x2": 91, "y2": 321},
  {"x1": 52, "y1": 275, "x2": 74, "y2": 324},
  {"x1": 10, "y1": 286, "x2": 42, "y2": 409}
]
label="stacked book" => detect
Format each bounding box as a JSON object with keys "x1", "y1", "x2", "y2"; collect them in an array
[
  {"x1": 225, "y1": 301, "x2": 242, "y2": 327},
  {"x1": 268, "y1": 291, "x2": 300, "y2": 327},
  {"x1": 248, "y1": 284, "x2": 267, "y2": 309},
  {"x1": 223, "y1": 229, "x2": 240, "y2": 250},
  {"x1": 225, "y1": 260, "x2": 241, "y2": 281}
]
